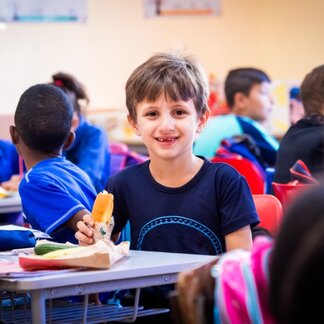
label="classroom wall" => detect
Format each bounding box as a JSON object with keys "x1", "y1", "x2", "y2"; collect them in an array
[{"x1": 0, "y1": 0, "x2": 323, "y2": 139}]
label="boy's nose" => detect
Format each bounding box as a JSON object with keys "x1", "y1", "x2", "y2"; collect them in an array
[
  {"x1": 269, "y1": 93, "x2": 275, "y2": 105},
  {"x1": 159, "y1": 115, "x2": 175, "y2": 131}
]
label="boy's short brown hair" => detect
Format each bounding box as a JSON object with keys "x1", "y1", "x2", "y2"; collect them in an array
[
  {"x1": 125, "y1": 52, "x2": 209, "y2": 121},
  {"x1": 301, "y1": 65, "x2": 324, "y2": 115}
]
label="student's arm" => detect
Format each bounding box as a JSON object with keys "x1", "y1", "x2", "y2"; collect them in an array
[
  {"x1": 1, "y1": 174, "x2": 21, "y2": 191},
  {"x1": 224, "y1": 225, "x2": 253, "y2": 251},
  {"x1": 66, "y1": 209, "x2": 91, "y2": 232}
]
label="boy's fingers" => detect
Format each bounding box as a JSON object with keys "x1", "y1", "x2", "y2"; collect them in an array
[
  {"x1": 75, "y1": 231, "x2": 94, "y2": 245},
  {"x1": 82, "y1": 214, "x2": 94, "y2": 226},
  {"x1": 76, "y1": 221, "x2": 93, "y2": 237}
]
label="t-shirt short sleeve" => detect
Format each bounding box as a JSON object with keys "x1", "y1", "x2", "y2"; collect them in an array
[{"x1": 21, "y1": 177, "x2": 86, "y2": 235}]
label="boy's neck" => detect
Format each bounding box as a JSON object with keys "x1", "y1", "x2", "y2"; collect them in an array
[
  {"x1": 21, "y1": 146, "x2": 62, "y2": 170},
  {"x1": 149, "y1": 155, "x2": 203, "y2": 188}
]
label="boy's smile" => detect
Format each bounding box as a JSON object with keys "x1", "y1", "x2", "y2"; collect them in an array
[{"x1": 128, "y1": 94, "x2": 208, "y2": 161}]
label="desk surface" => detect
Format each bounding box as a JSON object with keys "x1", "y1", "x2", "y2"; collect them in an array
[
  {"x1": 0, "y1": 250, "x2": 217, "y2": 291},
  {"x1": 0, "y1": 250, "x2": 217, "y2": 323},
  {"x1": 0, "y1": 195, "x2": 21, "y2": 214}
]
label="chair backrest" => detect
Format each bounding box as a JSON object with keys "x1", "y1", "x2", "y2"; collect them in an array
[
  {"x1": 252, "y1": 194, "x2": 283, "y2": 236},
  {"x1": 272, "y1": 181, "x2": 314, "y2": 210},
  {"x1": 212, "y1": 152, "x2": 265, "y2": 194}
]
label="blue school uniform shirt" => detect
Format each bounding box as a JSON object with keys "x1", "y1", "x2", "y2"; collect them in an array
[
  {"x1": 0, "y1": 140, "x2": 19, "y2": 183},
  {"x1": 64, "y1": 116, "x2": 111, "y2": 192},
  {"x1": 19, "y1": 156, "x2": 97, "y2": 243},
  {"x1": 108, "y1": 157, "x2": 259, "y2": 255},
  {"x1": 194, "y1": 114, "x2": 279, "y2": 166}
]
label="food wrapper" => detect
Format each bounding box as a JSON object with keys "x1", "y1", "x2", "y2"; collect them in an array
[
  {"x1": 93, "y1": 216, "x2": 115, "y2": 242},
  {"x1": 19, "y1": 239, "x2": 130, "y2": 271}
]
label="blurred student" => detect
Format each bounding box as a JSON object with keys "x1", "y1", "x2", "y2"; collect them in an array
[
  {"x1": 10, "y1": 84, "x2": 97, "y2": 243},
  {"x1": 0, "y1": 139, "x2": 23, "y2": 225},
  {"x1": 289, "y1": 86, "x2": 305, "y2": 125},
  {"x1": 51, "y1": 72, "x2": 111, "y2": 192},
  {"x1": 269, "y1": 183, "x2": 324, "y2": 324},
  {"x1": 177, "y1": 183, "x2": 324, "y2": 324},
  {"x1": 0, "y1": 139, "x2": 19, "y2": 189},
  {"x1": 274, "y1": 65, "x2": 324, "y2": 184},
  {"x1": 194, "y1": 68, "x2": 279, "y2": 166},
  {"x1": 76, "y1": 53, "x2": 259, "y2": 320}
]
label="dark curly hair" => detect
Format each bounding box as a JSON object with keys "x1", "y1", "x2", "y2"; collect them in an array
[{"x1": 14, "y1": 84, "x2": 73, "y2": 153}]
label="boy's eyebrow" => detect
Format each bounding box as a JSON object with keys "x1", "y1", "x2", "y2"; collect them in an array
[{"x1": 141, "y1": 104, "x2": 159, "y2": 110}]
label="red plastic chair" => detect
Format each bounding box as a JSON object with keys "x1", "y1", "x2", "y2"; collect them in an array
[
  {"x1": 252, "y1": 194, "x2": 283, "y2": 236},
  {"x1": 272, "y1": 181, "x2": 314, "y2": 210},
  {"x1": 212, "y1": 153, "x2": 265, "y2": 194}
]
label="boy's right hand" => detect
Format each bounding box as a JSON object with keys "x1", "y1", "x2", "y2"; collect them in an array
[{"x1": 75, "y1": 214, "x2": 95, "y2": 245}]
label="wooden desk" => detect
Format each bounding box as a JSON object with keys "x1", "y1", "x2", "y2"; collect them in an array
[{"x1": 0, "y1": 250, "x2": 216, "y2": 323}]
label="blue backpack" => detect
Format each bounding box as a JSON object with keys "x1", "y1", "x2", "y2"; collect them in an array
[{"x1": 217, "y1": 135, "x2": 267, "y2": 176}]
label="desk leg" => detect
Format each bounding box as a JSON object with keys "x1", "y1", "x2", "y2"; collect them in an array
[{"x1": 30, "y1": 290, "x2": 46, "y2": 323}]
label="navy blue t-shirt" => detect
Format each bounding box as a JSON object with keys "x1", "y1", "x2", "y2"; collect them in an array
[{"x1": 108, "y1": 157, "x2": 259, "y2": 255}]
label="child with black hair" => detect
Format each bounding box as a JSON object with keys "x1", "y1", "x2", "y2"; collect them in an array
[
  {"x1": 194, "y1": 67, "x2": 279, "y2": 166},
  {"x1": 51, "y1": 72, "x2": 111, "y2": 192},
  {"x1": 274, "y1": 65, "x2": 324, "y2": 184},
  {"x1": 10, "y1": 84, "x2": 97, "y2": 243}
]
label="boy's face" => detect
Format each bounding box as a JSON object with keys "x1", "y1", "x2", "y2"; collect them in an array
[
  {"x1": 128, "y1": 94, "x2": 208, "y2": 160},
  {"x1": 235, "y1": 81, "x2": 273, "y2": 122}
]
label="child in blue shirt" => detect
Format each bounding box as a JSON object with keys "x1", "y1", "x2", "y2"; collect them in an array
[
  {"x1": 194, "y1": 68, "x2": 279, "y2": 166},
  {"x1": 0, "y1": 139, "x2": 23, "y2": 225},
  {"x1": 0, "y1": 140, "x2": 19, "y2": 184},
  {"x1": 9, "y1": 84, "x2": 97, "y2": 243},
  {"x1": 51, "y1": 72, "x2": 111, "y2": 192}
]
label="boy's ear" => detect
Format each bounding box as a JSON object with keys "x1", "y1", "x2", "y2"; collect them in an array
[
  {"x1": 197, "y1": 109, "x2": 210, "y2": 133},
  {"x1": 9, "y1": 125, "x2": 19, "y2": 144},
  {"x1": 233, "y1": 92, "x2": 248, "y2": 111},
  {"x1": 63, "y1": 131, "x2": 75, "y2": 150},
  {"x1": 127, "y1": 115, "x2": 140, "y2": 136}
]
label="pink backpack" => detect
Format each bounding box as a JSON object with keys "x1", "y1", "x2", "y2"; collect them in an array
[{"x1": 213, "y1": 237, "x2": 275, "y2": 324}]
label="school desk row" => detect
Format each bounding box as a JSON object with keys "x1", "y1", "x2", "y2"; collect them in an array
[{"x1": 0, "y1": 250, "x2": 216, "y2": 323}]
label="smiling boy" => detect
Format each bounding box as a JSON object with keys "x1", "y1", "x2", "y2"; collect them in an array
[
  {"x1": 76, "y1": 53, "x2": 259, "y2": 319},
  {"x1": 77, "y1": 53, "x2": 258, "y2": 255}
]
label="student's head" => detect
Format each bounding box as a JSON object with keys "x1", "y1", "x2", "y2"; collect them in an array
[
  {"x1": 51, "y1": 72, "x2": 89, "y2": 116},
  {"x1": 11, "y1": 84, "x2": 74, "y2": 155},
  {"x1": 224, "y1": 68, "x2": 273, "y2": 122},
  {"x1": 269, "y1": 184, "x2": 324, "y2": 324},
  {"x1": 289, "y1": 86, "x2": 305, "y2": 125},
  {"x1": 125, "y1": 52, "x2": 209, "y2": 122},
  {"x1": 300, "y1": 64, "x2": 324, "y2": 116}
]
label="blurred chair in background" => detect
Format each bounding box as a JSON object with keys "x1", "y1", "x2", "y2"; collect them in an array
[{"x1": 252, "y1": 194, "x2": 283, "y2": 236}]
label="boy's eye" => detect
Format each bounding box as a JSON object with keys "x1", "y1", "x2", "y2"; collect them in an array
[
  {"x1": 145, "y1": 111, "x2": 158, "y2": 117},
  {"x1": 174, "y1": 110, "x2": 186, "y2": 116}
]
